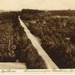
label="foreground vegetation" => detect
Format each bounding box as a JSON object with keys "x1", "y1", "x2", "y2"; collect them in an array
[
  {"x1": 0, "y1": 11, "x2": 47, "y2": 69},
  {"x1": 21, "y1": 9, "x2": 75, "y2": 68}
]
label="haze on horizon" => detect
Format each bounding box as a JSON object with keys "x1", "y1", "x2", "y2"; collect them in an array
[{"x1": 0, "y1": 0, "x2": 75, "y2": 11}]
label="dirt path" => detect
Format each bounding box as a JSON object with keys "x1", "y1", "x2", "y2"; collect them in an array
[
  {"x1": 19, "y1": 17, "x2": 59, "y2": 69},
  {"x1": 0, "y1": 63, "x2": 26, "y2": 69}
]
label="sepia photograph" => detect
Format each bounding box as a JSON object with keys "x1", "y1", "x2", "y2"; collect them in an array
[{"x1": 0, "y1": 0, "x2": 75, "y2": 74}]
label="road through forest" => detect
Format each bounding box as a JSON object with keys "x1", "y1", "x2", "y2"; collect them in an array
[{"x1": 19, "y1": 17, "x2": 59, "y2": 69}]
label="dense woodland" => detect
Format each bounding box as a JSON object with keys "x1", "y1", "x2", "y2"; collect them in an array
[
  {"x1": 21, "y1": 9, "x2": 75, "y2": 68},
  {"x1": 1, "y1": 9, "x2": 75, "y2": 69},
  {"x1": 0, "y1": 11, "x2": 47, "y2": 69}
]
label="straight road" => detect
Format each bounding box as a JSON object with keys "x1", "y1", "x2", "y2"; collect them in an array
[{"x1": 19, "y1": 17, "x2": 59, "y2": 69}]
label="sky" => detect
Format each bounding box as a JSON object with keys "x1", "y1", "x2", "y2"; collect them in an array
[{"x1": 0, "y1": 0, "x2": 75, "y2": 11}]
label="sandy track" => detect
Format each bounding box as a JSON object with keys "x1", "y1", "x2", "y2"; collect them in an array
[
  {"x1": 0, "y1": 63, "x2": 26, "y2": 69},
  {"x1": 19, "y1": 17, "x2": 59, "y2": 69}
]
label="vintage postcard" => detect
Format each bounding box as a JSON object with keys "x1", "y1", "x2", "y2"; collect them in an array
[{"x1": 0, "y1": 0, "x2": 75, "y2": 74}]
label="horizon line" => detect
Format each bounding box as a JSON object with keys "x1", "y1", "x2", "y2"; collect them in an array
[{"x1": 1, "y1": 8, "x2": 75, "y2": 11}]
